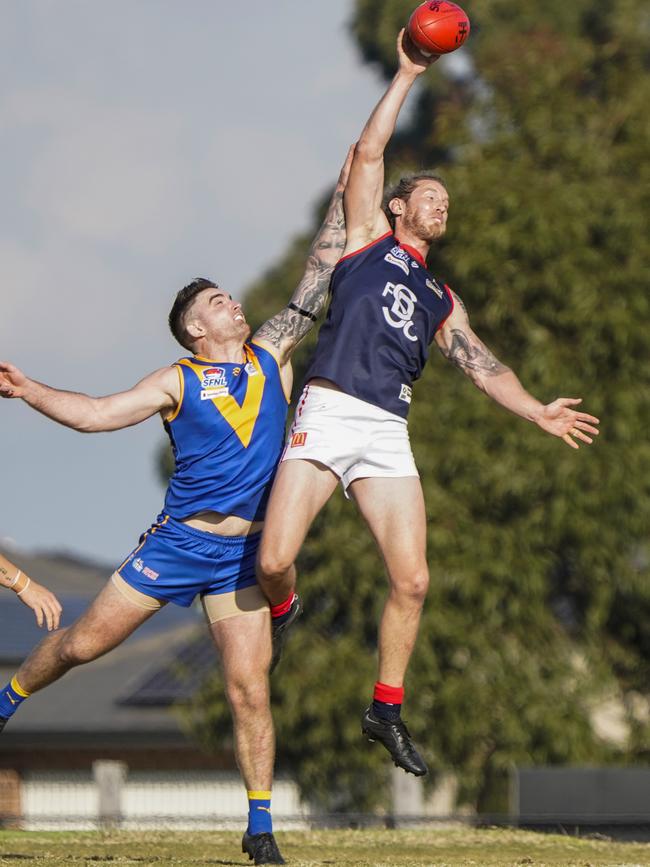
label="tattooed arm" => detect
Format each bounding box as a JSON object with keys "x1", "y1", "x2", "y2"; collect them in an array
[
  {"x1": 435, "y1": 292, "x2": 600, "y2": 448},
  {"x1": 252, "y1": 146, "x2": 353, "y2": 367}
]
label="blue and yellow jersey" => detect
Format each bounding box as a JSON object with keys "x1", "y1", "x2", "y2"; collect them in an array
[{"x1": 162, "y1": 341, "x2": 289, "y2": 522}]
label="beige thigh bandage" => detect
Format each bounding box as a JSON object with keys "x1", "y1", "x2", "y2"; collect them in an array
[
  {"x1": 202, "y1": 584, "x2": 269, "y2": 624},
  {"x1": 111, "y1": 571, "x2": 167, "y2": 611}
]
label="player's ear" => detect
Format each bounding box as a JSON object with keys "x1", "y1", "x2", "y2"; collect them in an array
[
  {"x1": 186, "y1": 318, "x2": 205, "y2": 340},
  {"x1": 389, "y1": 197, "x2": 405, "y2": 217}
]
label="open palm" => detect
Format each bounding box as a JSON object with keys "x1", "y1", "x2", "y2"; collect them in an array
[{"x1": 537, "y1": 398, "x2": 600, "y2": 449}]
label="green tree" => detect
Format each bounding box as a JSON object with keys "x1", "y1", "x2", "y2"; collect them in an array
[{"x1": 180, "y1": 0, "x2": 650, "y2": 812}]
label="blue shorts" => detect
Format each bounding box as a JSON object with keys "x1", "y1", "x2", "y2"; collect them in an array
[{"x1": 116, "y1": 514, "x2": 260, "y2": 607}]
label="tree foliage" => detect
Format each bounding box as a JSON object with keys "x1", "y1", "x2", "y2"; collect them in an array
[{"x1": 182, "y1": 0, "x2": 650, "y2": 812}]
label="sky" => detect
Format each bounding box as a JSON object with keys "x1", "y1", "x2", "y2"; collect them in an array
[{"x1": 0, "y1": 0, "x2": 389, "y2": 566}]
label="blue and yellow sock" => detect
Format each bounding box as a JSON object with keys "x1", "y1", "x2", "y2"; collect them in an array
[
  {"x1": 0, "y1": 676, "x2": 30, "y2": 720},
  {"x1": 247, "y1": 790, "x2": 272, "y2": 835}
]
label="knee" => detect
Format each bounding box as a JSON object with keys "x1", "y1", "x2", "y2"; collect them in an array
[
  {"x1": 257, "y1": 548, "x2": 295, "y2": 584},
  {"x1": 226, "y1": 677, "x2": 269, "y2": 719},
  {"x1": 58, "y1": 631, "x2": 101, "y2": 667},
  {"x1": 392, "y1": 569, "x2": 429, "y2": 607}
]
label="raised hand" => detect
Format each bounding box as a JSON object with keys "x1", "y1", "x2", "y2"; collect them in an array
[
  {"x1": 536, "y1": 398, "x2": 600, "y2": 449},
  {"x1": 0, "y1": 362, "x2": 29, "y2": 399},
  {"x1": 398, "y1": 27, "x2": 440, "y2": 75}
]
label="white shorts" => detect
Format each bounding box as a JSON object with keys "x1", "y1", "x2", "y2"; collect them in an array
[{"x1": 281, "y1": 384, "x2": 419, "y2": 494}]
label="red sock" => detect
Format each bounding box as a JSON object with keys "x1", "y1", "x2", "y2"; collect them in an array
[
  {"x1": 270, "y1": 592, "x2": 295, "y2": 619},
  {"x1": 372, "y1": 682, "x2": 404, "y2": 721},
  {"x1": 373, "y1": 682, "x2": 405, "y2": 705}
]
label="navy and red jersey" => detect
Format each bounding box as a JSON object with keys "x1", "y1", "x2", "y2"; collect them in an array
[{"x1": 304, "y1": 232, "x2": 454, "y2": 418}]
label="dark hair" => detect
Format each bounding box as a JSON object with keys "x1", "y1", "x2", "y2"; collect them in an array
[
  {"x1": 382, "y1": 172, "x2": 447, "y2": 230},
  {"x1": 168, "y1": 278, "x2": 219, "y2": 349}
]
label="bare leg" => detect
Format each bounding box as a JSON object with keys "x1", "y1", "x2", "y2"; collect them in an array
[
  {"x1": 17, "y1": 576, "x2": 159, "y2": 693},
  {"x1": 209, "y1": 609, "x2": 274, "y2": 790},
  {"x1": 349, "y1": 477, "x2": 429, "y2": 688},
  {"x1": 257, "y1": 459, "x2": 339, "y2": 606}
]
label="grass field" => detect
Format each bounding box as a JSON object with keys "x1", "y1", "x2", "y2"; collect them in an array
[{"x1": 0, "y1": 828, "x2": 649, "y2": 867}]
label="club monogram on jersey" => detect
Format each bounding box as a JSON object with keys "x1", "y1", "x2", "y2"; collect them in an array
[{"x1": 382, "y1": 282, "x2": 419, "y2": 342}]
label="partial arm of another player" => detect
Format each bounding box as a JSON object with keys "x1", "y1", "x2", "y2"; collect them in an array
[
  {"x1": 252, "y1": 146, "x2": 353, "y2": 365},
  {"x1": 0, "y1": 361, "x2": 180, "y2": 433},
  {"x1": 344, "y1": 30, "x2": 437, "y2": 251},
  {"x1": 0, "y1": 553, "x2": 62, "y2": 631},
  {"x1": 435, "y1": 293, "x2": 600, "y2": 449}
]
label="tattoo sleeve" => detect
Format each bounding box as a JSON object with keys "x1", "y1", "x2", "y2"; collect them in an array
[
  {"x1": 254, "y1": 189, "x2": 346, "y2": 357},
  {"x1": 438, "y1": 292, "x2": 510, "y2": 388}
]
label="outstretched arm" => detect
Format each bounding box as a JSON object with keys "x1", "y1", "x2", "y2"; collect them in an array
[
  {"x1": 252, "y1": 146, "x2": 353, "y2": 365},
  {"x1": 343, "y1": 30, "x2": 437, "y2": 254},
  {"x1": 0, "y1": 361, "x2": 180, "y2": 433},
  {"x1": 435, "y1": 293, "x2": 600, "y2": 449},
  {"x1": 0, "y1": 554, "x2": 62, "y2": 631}
]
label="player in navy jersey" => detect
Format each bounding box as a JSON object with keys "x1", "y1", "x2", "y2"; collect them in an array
[
  {"x1": 0, "y1": 148, "x2": 351, "y2": 866},
  {"x1": 257, "y1": 31, "x2": 600, "y2": 777}
]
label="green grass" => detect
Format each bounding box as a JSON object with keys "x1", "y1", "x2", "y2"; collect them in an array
[
  {"x1": 0, "y1": 828, "x2": 649, "y2": 866},
  {"x1": 0, "y1": 829, "x2": 650, "y2": 867}
]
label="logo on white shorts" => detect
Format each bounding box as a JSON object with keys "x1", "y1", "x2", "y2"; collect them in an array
[
  {"x1": 290, "y1": 432, "x2": 308, "y2": 447},
  {"x1": 399, "y1": 384, "x2": 412, "y2": 404},
  {"x1": 382, "y1": 282, "x2": 418, "y2": 343}
]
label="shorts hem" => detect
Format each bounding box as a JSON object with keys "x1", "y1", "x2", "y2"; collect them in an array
[
  {"x1": 343, "y1": 468, "x2": 420, "y2": 492},
  {"x1": 111, "y1": 571, "x2": 169, "y2": 610},
  {"x1": 280, "y1": 450, "x2": 344, "y2": 479}
]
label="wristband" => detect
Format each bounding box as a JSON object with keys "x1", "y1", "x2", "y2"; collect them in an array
[
  {"x1": 8, "y1": 569, "x2": 21, "y2": 589},
  {"x1": 288, "y1": 302, "x2": 318, "y2": 322},
  {"x1": 13, "y1": 572, "x2": 30, "y2": 595},
  {"x1": 16, "y1": 576, "x2": 31, "y2": 596}
]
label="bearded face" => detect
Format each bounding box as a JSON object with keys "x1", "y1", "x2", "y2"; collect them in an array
[{"x1": 393, "y1": 180, "x2": 449, "y2": 243}]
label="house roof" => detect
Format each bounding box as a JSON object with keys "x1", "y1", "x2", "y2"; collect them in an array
[{"x1": 0, "y1": 547, "x2": 219, "y2": 746}]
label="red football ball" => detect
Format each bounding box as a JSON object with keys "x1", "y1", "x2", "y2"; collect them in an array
[{"x1": 407, "y1": 1, "x2": 471, "y2": 56}]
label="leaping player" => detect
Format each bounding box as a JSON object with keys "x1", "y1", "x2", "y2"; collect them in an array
[
  {"x1": 0, "y1": 149, "x2": 351, "y2": 867},
  {"x1": 257, "y1": 31, "x2": 600, "y2": 777}
]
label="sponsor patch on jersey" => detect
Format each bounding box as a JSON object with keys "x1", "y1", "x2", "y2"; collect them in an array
[
  {"x1": 133, "y1": 558, "x2": 144, "y2": 572},
  {"x1": 390, "y1": 245, "x2": 411, "y2": 262},
  {"x1": 244, "y1": 361, "x2": 259, "y2": 376},
  {"x1": 384, "y1": 251, "x2": 410, "y2": 276},
  {"x1": 399, "y1": 384, "x2": 413, "y2": 404},
  {"x1": 202, "y1": 367, "x2": 228, "y2": 389},
  {"x1": 426, "y1": 278, "x2": 444, "y2": 299},
  {"x1": 142, "y1": 566, "x2": 159, "y2": 580},
  {"x1": 201, "y1": 387, "x2": 229, "y2": 400},
  {"x1": 290, "y1": 432, "x2": 308, "y2": 448}
]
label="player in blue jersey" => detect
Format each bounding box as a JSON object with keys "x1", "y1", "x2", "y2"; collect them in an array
[
  {"x1": 257, "y1": 31, "x2": 601, "y2": 777},
  {"x1": 0, "y1": 553, "x2": 62, "y2": 631},
  {"x1": 0, "y1": 148, "x2": 351, "y2": 866}
]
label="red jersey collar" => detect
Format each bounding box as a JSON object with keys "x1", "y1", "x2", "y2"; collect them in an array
[{"x1": 395, "y1": 238, "x2": 427, "y2": 267}]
